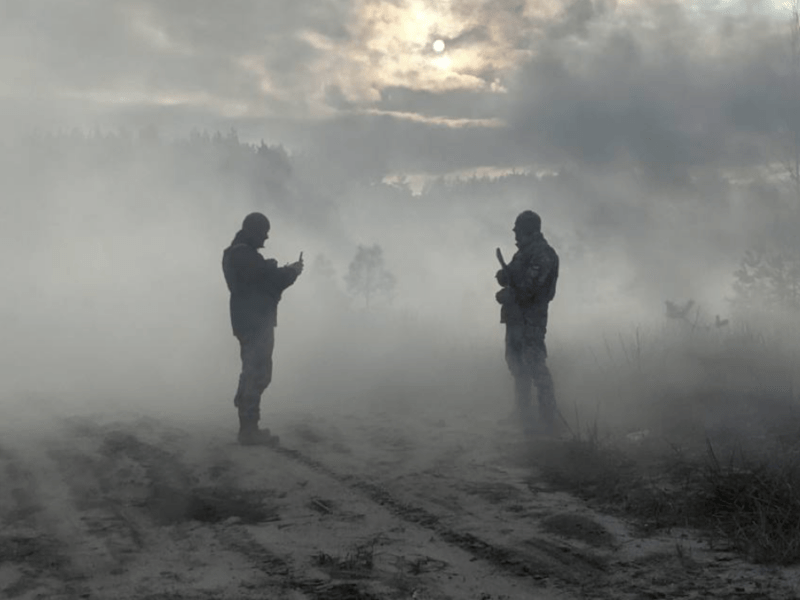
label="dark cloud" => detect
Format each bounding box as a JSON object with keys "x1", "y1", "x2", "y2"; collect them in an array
[
  {"x1": 0, "y1": 0, "x2": 350, "y2": 115},
  {"x1": 503, "y1": 7, "x2": 791, "y2": 186},
  {"x1": 202, "y1": 1, "x2": 793, "y2": 192},
  {"x1": 546, "y1": 0, "x2": 602, "y2": 40}
]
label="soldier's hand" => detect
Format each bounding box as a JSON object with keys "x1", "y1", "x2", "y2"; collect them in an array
[
  {"x1": 495, "y1": 287, "x2": 514, "y2": 305},
  {"x1": 496, "y1": 269, "x2": 509, "y2": 287},
  {"x1": 288, "y1": 260, "x2": 304, "y2": 276}
]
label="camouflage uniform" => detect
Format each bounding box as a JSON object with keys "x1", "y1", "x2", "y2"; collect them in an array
[
  {"x1": 496, "y1": 215, "x2": 559, "y2": 430},
  {"x1": 222, "y1": 227, "x2": 299, "y2": 429}
]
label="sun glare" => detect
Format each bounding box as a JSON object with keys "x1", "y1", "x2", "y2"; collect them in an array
[
  {"x1": 432, "y1": 54, "x2": 452, "y2": 70},
  {"x1": 433, "y1": 39, "x2": 445, "y2": 53}
]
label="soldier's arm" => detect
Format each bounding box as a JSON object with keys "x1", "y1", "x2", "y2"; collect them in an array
[
  {"x1": 535, "y1": 251, "x2": 558, "y2": 290},
  {"x1": 230, "y1": 246, "x2": 272, "y2": 286},
  {"x1": 517, "y1": 252, "x2": 556, "y2": 302},
  {"x1": 269, "y1": 264, "x2": 299, "y2": 292},
  {"x1": 231, "y1": 246, "x2": 300, "y2": 294}
]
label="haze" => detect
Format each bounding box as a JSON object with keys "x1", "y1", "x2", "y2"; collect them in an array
[{"x1": 1, "y1": 0, "x2": 798, "y2": 435}]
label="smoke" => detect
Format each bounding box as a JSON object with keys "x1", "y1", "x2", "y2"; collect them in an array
[{"x1": 0, "y1": 0, "x2": 798, "y2": 443}]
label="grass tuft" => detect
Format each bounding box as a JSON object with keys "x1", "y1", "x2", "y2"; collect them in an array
[
  {"x1": 697, "y1": 441, "x2": 800, "y2": 564},
  {"x1": 536, "y1": 429, "x2": 800, "y2": 564}
]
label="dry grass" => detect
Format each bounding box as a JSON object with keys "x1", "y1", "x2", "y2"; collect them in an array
[
  {"x1": 535, "y1": 433, "x2": 694, "y2": 533},
  {"x1": 313, "y1": 540, "x2": 378, "y2": 579},
  {"x1": 540, "y1": 313, "x2": 800, "y2": 564},
  {"x1": 539, "y1": 410, "x2": 800, "y2": 565},
  {"x1": 697, "y1": 441, "x2": 800, "y2": 564}
]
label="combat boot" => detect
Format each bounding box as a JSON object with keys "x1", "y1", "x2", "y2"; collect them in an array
[{"x1": 237, "y1": 416, "x2": 280, "y2": 447}]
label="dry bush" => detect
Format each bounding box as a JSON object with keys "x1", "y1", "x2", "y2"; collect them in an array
[
  {"x1": 695, "y1": 442, "x2": 800, "y2": 564},
  {"x1": 542, "y1": 313, "x2": 800, "y2": 564}
]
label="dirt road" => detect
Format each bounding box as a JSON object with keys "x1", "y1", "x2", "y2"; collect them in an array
[{"x1": 1, "y1": 396, "x2": 798, "y2": 599}]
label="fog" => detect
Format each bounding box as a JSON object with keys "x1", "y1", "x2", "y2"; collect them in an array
[{"x1": 1, "y1": 0, "x2": 799, "y2": 441}]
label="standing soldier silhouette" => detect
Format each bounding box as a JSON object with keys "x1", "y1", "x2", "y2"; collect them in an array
[
  {"x1": 222, "y1": 212, "x2": 303, "y2": 446},
  {"x1": 495, "y1": 210, "x2": 560, "y2": 434}
]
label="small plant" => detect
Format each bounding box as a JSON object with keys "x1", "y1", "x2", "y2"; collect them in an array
[{"x1": 313, "y1": 540, "x2": 378, "y2": 578}]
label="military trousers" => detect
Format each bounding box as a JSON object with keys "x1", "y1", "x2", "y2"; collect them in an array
[
  {"x1": 504, "y1": 314, "x2": 556, "y2": 426},
  {"x1": 233, "y1": 325, "x2": 275, "y2": 422}
]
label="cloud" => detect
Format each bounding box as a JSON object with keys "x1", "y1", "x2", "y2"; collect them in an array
[
  {"x1": 505, "y1": 4, "x2": 793, "y2": 185},
  {"x1": 280, "y1": 1, "x2": 795, "y2": 186},
  {"x1": 0, "y1": 0, "x2": 351, "y2": 122},
  {"x1": 2, "y1": 0, "x2": 798, "y2": 190},
  {"x1": 0, "y1": 0, "x2": 541, "y2": 124},
  {"x1": 372, "y1": 86, "x2": 509, "y2": 120}
]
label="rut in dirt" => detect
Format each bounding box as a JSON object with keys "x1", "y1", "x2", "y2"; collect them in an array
[
  {"x1": 49, "y1": 420, "x2": 377, "y2": 600},
  {"x1": 0, "y1": 444, "x2": 80, "y2": 598},
  {"x1": 5, "y1": 418, "x2": 603, "y2": 596},
  {"x1": 274, "y1": 444, "x2": 608, "y2": 586},
  {"x1": 57, "y1": 421, "x2": 282, "y2": 526}
]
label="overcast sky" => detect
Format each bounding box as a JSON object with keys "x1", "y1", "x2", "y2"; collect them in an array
[{"x1": 1, "y1": 0, "x2": 794, "y2": 178}]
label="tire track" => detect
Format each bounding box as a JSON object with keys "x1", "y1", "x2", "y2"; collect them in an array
[
  {"x1": 49, "y1": 418, "x2": 599, "y2": 596},
  {"x1": 56, "y1": 421, "x2": 383, "y2": 600},
  {"x1": 0, "y1": 443, "x2": 89, "y2": 599},
  {"x1": 273, "y1": 445, "x2": 607, "y2": 587}
]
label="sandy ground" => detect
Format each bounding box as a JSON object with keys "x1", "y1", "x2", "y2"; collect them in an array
[{"x1": 2, "y1": 392, "x2": 800, "y2": 600}]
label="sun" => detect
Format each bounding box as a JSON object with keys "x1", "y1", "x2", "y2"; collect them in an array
[{"x1": 432, "y1": 39, "x2": 445, "y2": 53}]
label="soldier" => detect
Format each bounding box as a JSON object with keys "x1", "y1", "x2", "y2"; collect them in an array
[
  {"x1": 222, "y1": 212, "x2": 304, "y2": 446},
  {"x1": 495, "y1": 210, "x2": 560, "y2": 434}
]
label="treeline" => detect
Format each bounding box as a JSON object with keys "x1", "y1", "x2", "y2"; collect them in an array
[
  {"x1": 5, "y1": 126, "x2": 800, "y2": 315},
  {"x1": 3, "y1": 126, "x2": 562, "y2": 205}
]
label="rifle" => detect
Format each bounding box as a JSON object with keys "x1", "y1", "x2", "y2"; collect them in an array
[
  {"x1": 495, "y1": 247, "x2": 508, "y2": 272},
  {"x1": 496, "y1": 247, "x2": 514, "y2": 289}
]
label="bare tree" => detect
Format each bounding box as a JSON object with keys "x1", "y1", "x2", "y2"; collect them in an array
[{"x1": 345, "y1": 244, "x2": 396, "y2": 310}]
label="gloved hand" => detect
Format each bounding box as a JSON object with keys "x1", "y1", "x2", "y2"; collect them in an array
[
  {"x1": 496, "y1": 269, "x2": 509, "y2": 287},
  {"x1": 495, "y1": 287, "x2": 515, "y2": 305},
  {"x1": 288, "y1": 260, "x2": 304, "y2": 276}
]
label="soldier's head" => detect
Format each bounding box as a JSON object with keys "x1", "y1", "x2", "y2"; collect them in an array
[
  {"x1": 513, "y1": 210, "x2": 541, "y2": 244},
  {"x1": 241, "y1": 212, "x2": 270, "y2": 248}
]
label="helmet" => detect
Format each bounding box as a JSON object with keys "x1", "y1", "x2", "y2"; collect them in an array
[
  {"x1": 242, "y1": 212, "x2": 270, "y2": 236},
  {"x1": 513, "y1": 210, "x2": 541, "y2": 234}
]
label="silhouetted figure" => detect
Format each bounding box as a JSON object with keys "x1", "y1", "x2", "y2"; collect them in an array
[
  {"x1": 495, "y1": 210, "x2": 560, "y2": 434},
  {"x1": 715, "y1": 314, "x2": 729, "y2": 328},
  {"x1": 222, "y1": 213, "x2": 303, "y2": 446}
]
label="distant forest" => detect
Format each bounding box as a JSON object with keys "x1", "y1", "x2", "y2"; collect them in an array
[{"x1": 5, "y1": 126, "x2": 800, "y2": 315}]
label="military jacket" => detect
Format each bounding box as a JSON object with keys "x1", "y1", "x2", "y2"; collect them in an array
[
  {"x1": 222, "y1": 230, "x2": 299, "y2": 336},
  {"x1": 498, "y1": 232, "x2": 559, "y2": 324}
]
